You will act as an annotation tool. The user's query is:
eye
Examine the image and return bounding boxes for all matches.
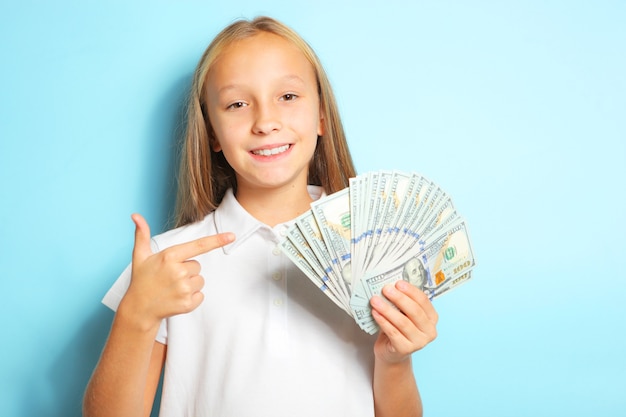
[226,101,247,110]
[280,93,298,102]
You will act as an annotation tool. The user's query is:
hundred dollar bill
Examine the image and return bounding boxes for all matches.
[280,237,349,314]
[373,172,411,246]
[350,222,475,333]
[382,175,430,258]
[387,192,457,266]
[349,174,369,281]
[362,171,393,272]
[371,173,422,262]
[310,188,353,295]
[284,222,350,307]
[295,210,351,303]
[355,172,378,274]
[430,270,473,299]
[367,171,412,270]
[349,276,380,334]
[358,219,475,303]
[279,169,476,334]
[385,179,439,261]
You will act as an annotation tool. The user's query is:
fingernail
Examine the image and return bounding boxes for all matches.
[370,295,383,308]
[396,280,409,291]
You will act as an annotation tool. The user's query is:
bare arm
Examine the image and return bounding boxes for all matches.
[370,280,438,417]
[83,310,165,417]
[83,214,234,417]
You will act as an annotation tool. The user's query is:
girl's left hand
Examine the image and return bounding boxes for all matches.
[370,280,439,364]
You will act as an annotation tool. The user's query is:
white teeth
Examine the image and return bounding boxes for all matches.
[252,144,290,156]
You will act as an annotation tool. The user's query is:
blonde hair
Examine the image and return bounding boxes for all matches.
[175,16,356,227]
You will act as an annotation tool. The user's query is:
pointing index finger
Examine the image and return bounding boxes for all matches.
[167,232,236,261]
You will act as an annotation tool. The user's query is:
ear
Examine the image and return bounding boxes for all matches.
[317,111,325,137]
[209,127,222,152]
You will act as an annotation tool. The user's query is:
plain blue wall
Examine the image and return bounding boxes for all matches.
[1,1,624,416]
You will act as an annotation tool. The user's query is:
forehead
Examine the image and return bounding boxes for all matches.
[207,32,317,89]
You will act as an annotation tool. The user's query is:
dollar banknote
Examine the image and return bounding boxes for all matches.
[280,170,476,334]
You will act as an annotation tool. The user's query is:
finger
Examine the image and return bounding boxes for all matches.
[394,280,439,324]
[131,213,153,263]
[182,274,205,312]
[370,299,414,354]
[371,294,416,340]
[371,294,436,353]
[174,281,206,314]
[189,290,205,311]
[165,232,236,262]
[381,283,436,333]
[187,274,205,294]
[183,259,201,277]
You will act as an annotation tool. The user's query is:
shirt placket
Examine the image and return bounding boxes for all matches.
[266,224,290,355]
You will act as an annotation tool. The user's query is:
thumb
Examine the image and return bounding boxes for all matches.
[131,213,153,263]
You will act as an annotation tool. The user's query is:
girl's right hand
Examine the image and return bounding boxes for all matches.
[119,213,235,331]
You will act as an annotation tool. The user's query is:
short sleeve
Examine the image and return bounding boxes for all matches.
[101,241,168,344]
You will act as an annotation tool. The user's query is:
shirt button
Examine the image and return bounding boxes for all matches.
[273,298,283,306]
[272,246,281,256]
[279,227,288,237]
[272,272,282,281]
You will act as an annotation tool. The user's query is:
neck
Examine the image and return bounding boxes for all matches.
[235,184,314,227]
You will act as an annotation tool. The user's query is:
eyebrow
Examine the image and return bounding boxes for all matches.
[216,74,307,95]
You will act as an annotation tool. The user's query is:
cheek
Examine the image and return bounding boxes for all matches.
[210,119,242,152]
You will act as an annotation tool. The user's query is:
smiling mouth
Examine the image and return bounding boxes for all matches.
[251,144,290,156]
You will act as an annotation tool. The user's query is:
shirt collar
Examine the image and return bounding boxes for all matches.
[214,186,325,254]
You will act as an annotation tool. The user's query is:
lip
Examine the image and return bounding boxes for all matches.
[249,143,292,159]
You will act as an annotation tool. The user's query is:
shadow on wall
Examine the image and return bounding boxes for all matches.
[141,74,195,233]
[22,307,113,417]
[19,75,195,416]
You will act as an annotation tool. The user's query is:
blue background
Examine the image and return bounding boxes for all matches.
[1,1,624,416]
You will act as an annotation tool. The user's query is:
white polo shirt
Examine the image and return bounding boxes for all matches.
[103,187,377,417]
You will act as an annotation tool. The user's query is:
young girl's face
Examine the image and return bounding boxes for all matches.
[206,32,323,195]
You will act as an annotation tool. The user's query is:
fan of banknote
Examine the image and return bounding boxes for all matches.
[280,170,476,334]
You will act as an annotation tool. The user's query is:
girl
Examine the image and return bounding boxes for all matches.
[84,16,438,417]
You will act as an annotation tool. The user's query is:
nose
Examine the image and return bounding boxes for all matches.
[252,102,282,135]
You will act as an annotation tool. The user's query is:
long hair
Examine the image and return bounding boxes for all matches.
[175,16,356,227]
